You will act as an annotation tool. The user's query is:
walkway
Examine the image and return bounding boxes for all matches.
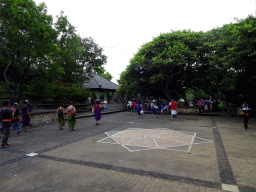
[0,112,255,192]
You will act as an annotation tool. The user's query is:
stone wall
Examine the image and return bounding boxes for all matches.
[177,107,199,115]
[30,112,58,126]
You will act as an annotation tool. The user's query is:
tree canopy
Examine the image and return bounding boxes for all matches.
[118,15,256,107]
[0,0,108,103]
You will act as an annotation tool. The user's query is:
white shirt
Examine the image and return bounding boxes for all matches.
[241,104,250,110]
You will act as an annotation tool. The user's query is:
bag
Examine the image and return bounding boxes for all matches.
[92,107,95,113]
[58,109,63,117]
[140,110,144,114]
[71,110,76,117]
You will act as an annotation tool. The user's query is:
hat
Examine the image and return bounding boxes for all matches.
[14,103,18,106]
[152,100,156,103]
[24,100,28,103]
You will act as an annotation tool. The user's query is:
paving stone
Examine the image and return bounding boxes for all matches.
[1,113,256,191]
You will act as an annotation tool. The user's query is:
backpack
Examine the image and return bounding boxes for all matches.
[58,109,63,117]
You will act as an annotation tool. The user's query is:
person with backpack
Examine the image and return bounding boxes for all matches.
[65,101,76,132]
[57,104,65,130]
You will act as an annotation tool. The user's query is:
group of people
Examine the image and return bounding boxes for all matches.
[126,99,178,120]
[56,100,103,132]
[1,98,252,149]
[0,100,31,149]
[194,99,219,113]
[126,100,144,118]
[56,102,77,132]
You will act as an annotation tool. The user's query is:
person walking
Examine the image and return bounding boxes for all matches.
[171,99,178,121]
[66,102,76,132]
[240,102,251,129]
[10,103,22,136]
[167,101,172,112]
[137,102,144,118]
[132,101,137,114]
[94,100,102,125]
[151,100,157,118]
[161,105,164,115]
[1,101,12,149]
[127,100,132,114]
[57,104,65,130]
[21,100,30,132]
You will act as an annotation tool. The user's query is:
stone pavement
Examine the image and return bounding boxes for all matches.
[0,112,256,192]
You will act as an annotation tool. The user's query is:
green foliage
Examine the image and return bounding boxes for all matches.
[0,82,6,92]
[118,30,201,100]
[93,66,113,81]
[27,78,49,101]
[69,85,91,103]
[0,0,58,102]
[118,16,256,107]
[0,1,107,103]
[27,78,91,103]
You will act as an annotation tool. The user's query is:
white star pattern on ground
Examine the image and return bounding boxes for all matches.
[98,128,213,152]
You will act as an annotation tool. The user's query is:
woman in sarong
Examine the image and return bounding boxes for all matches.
[57,103,65,130]
[137,102,144,118]
[94,100,102,125]
[66,102,76,132]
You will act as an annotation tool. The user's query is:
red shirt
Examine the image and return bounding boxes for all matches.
[171,102,177,110]
[133,102,137,108]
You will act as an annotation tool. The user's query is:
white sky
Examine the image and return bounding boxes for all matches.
[33,0,255,84]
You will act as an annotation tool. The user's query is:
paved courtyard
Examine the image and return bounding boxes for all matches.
[0,112,256,192]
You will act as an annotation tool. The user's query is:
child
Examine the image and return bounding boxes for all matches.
[103,100,107,111]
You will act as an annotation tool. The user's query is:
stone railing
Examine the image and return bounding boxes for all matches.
[177,106,199,115]
[30,111,58,126]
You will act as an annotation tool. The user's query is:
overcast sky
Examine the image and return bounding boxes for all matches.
[33,0,255,84]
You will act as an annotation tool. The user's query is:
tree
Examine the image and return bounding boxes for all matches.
[118,30,202,100]
[54,13,108,85]
[93,66,113,81]
[0,0,58,103]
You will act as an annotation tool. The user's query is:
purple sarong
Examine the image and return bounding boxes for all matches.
[23,116,30,127]
[95,109,101,120]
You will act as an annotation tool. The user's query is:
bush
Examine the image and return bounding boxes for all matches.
[27,79,91,103]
